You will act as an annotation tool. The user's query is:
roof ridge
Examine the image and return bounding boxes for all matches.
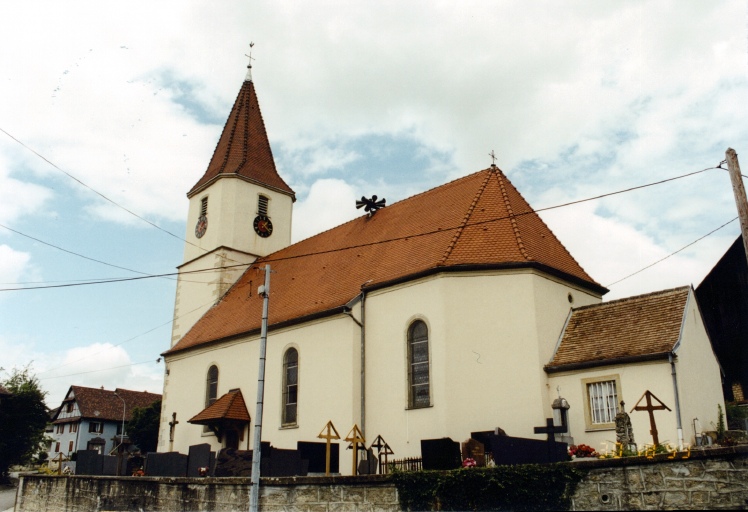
[217,84,243,174]
[439,169,493,265]
[496,169,531,261]
[573,285,690,311]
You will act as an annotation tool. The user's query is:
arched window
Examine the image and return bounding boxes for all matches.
[206,365,218,407]
[282,348,298,425]
[408,320,430,408]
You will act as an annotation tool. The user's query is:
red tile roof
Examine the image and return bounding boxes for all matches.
[188,79,295,199]
[53,386,161,423]
[167,166,605,356]
[546,286,691,372]
[188,389,250,424]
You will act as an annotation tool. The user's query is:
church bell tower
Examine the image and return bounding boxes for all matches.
[170,65,295,346]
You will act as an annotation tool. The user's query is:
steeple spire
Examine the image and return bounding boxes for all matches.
[188,66,295,200]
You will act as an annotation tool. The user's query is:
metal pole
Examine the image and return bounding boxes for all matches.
[114,391,126,475]
[250,265,271,512]
[726,148,748,264]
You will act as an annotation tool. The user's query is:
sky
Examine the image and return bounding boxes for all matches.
[1,1,747,408]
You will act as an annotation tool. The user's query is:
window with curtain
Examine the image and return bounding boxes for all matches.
[408,320,430,409]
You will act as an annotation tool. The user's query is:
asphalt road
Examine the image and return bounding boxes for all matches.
[0,485,17,512]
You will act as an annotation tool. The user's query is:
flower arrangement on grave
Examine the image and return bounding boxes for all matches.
[461,457,477,468]
[568,444,598,458]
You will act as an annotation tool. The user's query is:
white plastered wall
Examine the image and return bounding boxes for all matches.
[364,269,601,460]
[672,289,725,444]
[547,361,676,454]
[159,314,360,472]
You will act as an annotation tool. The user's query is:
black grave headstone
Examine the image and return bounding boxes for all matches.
[187,444,214,477]
[145,452,188,477]
[298,441,340,474]
[75,450,102,476]
[486,434,568,465]
[264,448,307,477]
[421,438,461,470]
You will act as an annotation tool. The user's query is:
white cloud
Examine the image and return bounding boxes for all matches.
[0,338,163,408]
[292,179,361,242]
[0,245,32,285]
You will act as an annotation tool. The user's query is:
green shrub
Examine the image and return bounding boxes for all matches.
[390,464,585,511]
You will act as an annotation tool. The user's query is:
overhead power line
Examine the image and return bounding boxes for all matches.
[0,164,722,291]
[0,126,246,265]
[605,217,738,287]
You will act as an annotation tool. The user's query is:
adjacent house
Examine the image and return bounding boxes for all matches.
[48,386,161,461]
[157,68,725,473]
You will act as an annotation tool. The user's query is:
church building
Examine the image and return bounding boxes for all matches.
[158,67,725,471]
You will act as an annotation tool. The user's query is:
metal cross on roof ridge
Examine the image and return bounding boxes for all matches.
[245,42,255,82]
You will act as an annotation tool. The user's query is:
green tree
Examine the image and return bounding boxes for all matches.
[127,399,161,454]
[0,366,49,483]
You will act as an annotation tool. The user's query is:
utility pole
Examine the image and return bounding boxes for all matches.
[250,265,271,512]
[726,148,748,264]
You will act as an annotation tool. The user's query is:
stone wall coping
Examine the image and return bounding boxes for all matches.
[566,444,748,469]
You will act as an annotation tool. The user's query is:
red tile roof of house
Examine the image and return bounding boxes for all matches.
[188,79,295,200]
[53,386,161,423]
[545,286,691,372]
[167,166,606,356]
[188,389,250,424]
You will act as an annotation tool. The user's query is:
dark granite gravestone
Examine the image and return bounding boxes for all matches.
[298,441,339,474]
[485,434,568,465]
[421,438,462,470]
[145,452,188,477]
[264,448,308,477]
[461,438,486,466]
[188,444,215,477]
[357,448,378,475]
[75,450,102,475]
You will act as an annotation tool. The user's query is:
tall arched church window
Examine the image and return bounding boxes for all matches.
[408,320,430,408]
[258,195,269,216]
[282,348,298,425]
[206,365,218,407]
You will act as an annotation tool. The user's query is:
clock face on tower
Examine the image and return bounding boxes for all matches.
[195,215,208,239]
[253,215,273,238]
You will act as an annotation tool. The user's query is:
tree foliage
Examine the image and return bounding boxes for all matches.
[127,399,161,454]
[0,366,49,482]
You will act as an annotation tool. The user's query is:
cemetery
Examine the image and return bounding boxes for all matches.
[14,409,748,511]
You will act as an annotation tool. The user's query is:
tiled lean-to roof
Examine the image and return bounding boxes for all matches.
[167,166,606,355]
[546,286,691,372]
[188,389,250,425]
[188,79,295,199]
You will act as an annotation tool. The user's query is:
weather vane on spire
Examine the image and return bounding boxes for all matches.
[245,42,255,82]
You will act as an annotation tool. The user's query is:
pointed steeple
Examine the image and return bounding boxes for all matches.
[188,78,295,200]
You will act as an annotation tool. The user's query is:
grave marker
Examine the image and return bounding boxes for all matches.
[631,390,671,446]
[317,421,341,476]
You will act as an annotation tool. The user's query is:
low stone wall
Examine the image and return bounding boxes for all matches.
[15,474,399,512]
[14,446,748,511]
[569,446,748,510]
